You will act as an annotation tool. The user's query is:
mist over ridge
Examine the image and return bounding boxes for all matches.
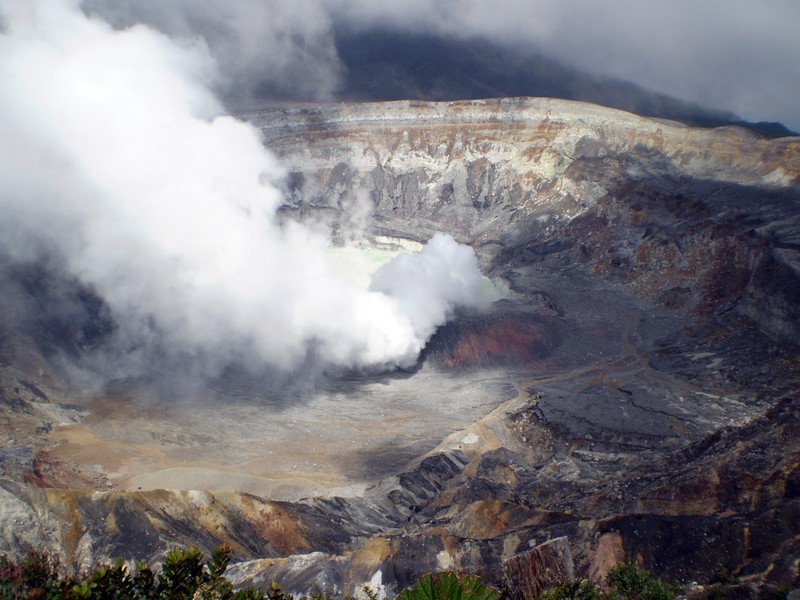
[82,0,800,133]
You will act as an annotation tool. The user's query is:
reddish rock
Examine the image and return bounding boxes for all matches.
[504,537,575,599]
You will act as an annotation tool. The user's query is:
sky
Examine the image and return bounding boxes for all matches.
[83,0,800,130]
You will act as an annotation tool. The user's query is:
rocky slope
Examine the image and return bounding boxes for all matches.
[1,98,799,595]
[256,98,800,344]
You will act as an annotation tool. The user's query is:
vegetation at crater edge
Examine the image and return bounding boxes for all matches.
[0,546,688,600]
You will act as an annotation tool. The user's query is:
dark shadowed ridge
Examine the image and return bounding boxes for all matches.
[309,27,796,139]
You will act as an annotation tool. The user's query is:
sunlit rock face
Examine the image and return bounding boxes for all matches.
[251,98,800,343]
[1,98,800,594]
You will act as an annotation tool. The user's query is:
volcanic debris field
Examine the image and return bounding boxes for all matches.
[1,98,800,595]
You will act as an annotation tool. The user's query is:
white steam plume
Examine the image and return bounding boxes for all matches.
[371,234,492,343]
[0,0,492,377]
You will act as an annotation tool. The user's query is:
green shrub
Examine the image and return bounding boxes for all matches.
[537,578,605,600]
[535,562,681,600]
[606,562,680,600]
[396,571,499,600]
[81,559,134,599]
[0,545,258,600]
[0,550,74,598]
[0,549,681,600]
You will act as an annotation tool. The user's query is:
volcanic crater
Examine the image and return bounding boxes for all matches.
[1,98,799,595]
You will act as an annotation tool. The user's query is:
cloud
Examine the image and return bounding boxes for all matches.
[326,0,800,129]
[82,0,344,100]
[0,0,492,380]
[74,0,800,129]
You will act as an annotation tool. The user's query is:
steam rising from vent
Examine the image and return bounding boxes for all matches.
[371,234,493,343]
[0,0,492,378]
